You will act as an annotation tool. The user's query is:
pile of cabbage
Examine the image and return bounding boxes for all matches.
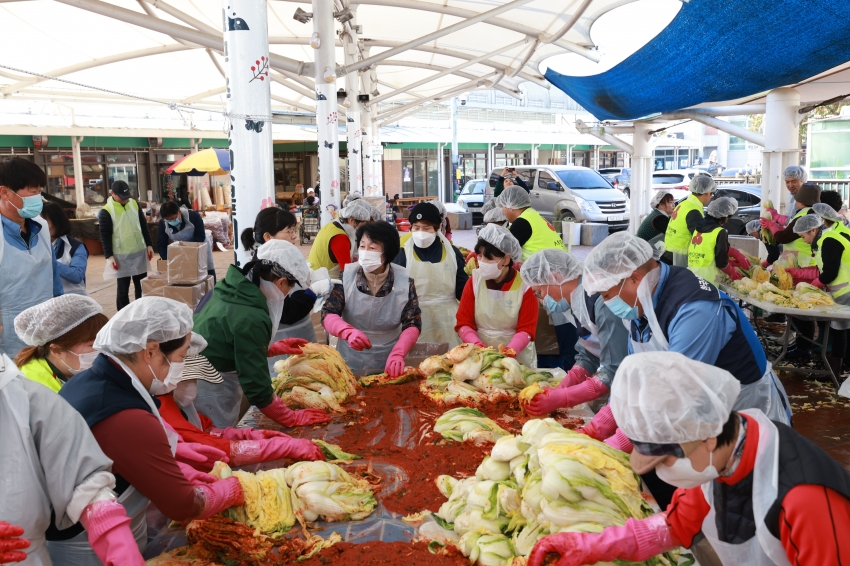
[420,344,561,404]
[431,419,679,566]
[272,343,357,413]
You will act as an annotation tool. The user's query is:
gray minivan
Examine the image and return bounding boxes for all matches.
[488,165,630,232]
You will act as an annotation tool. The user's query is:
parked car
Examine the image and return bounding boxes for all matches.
[720,167,757,178]
[707,184,762,235]
[651,169,707,202]
[487,165,629,232]
[456,178,486,224]
[598,167,631,198]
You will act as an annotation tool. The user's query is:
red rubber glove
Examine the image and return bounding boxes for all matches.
[528,514,679,566]
[177,462,217,486]
[386,326,420,377]
[197,477,245,520]
[727,247,751,270]
[759,218,782,236]
[527,377,609,416]
[79,499,145,566]
[721,263,743,281]
[577,403,618,441]
[323,314,372,350]
[458,326,486,348]
[560,365,592,389]
[0,522,28,564]
[787,266,821,285]
[230,436,325,466]
[268,337,308,357]
[811,278,825,289]
[175,441,228,470]
[208,427,288,441]
[604,429,634,453]
[259,396,331,428]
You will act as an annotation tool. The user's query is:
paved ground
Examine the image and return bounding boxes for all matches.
[82,230,850,471]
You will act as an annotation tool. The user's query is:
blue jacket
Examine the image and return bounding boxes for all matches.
[2,215,63,296]
[53,236,88,286]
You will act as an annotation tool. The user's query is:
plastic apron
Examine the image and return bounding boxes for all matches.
[700,409,792,566]
[629,267,791,425]
[472,271,537,368]
[0,217,54,358]
[570,286,602,359]
[195,371,243,428]
[267,283,317,377]
[404,234,460,348]
[337,263,407,376]
[54,236,87,295]
[102,199,149,280]
[166,208,214,270]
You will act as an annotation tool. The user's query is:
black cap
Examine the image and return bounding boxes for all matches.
[111,180,132,199]
[409,202,442,226]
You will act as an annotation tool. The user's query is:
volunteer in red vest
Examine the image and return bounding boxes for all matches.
[664,173,716,267]
[529,352,850,566]
[307,199,372,278]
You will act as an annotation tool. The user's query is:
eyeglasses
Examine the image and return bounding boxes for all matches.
[630,439,685,458]
[282,227,298,236]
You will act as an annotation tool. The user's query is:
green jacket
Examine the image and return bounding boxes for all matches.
[193,264,274,407]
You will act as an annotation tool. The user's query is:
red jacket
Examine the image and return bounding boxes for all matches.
[157,395,231,458]
[454,267,538,339]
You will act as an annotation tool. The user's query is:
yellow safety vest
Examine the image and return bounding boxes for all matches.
[103,197,145,255]
[785,208,815,267]
[816,223,850,298]
[688,226,723,282]
[665,193,704,252]
[19,358,63,392]
[308,221,348,271]
[517,208,565,261]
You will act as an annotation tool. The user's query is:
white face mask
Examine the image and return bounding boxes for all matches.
[411,230,437,248]
[477,258,504,281]
[358,249,384,273]
[173,380,198,406]
[656,449,719,489]
[58,350,99,376]
[148,355,185,395]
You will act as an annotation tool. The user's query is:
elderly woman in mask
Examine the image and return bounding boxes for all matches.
[54,297,245,564]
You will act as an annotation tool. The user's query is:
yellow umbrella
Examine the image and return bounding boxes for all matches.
[166,148,230,176]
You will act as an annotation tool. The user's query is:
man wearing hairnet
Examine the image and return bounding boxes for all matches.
[636,190,675,243]
[499,185,566,262]
[308,198,372,279]
[528,352,850,566]
[520,249,629,449]
[764,165,807,223]
[687,196,751,283]
[664,173,716,266]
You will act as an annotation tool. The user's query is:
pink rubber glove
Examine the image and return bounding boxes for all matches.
[577,403,618,441]
[528,514,679,566]
[230,436,325,466]
[458,326,485,347]
[175,441,228,470]
[527,377,609,416]
[197,477,245,520]
[559,365,592,389]
[323,314,372,350]
[268,337,308,357]
[787,266,820,285]
[727,247,751,270]
[604,428,634,453]
[811,278,825,289]
[79,499,145,566]
[0,522,29,564]
[759,218,782,236]
[765,208,788,226]
[177,461,217,486]
[386,326,420,377]
[259,396,331,428]
[721,263,743,281]
[208,427,287,441]
[506,331,531,356]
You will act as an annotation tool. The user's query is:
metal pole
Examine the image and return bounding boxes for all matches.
[222,0,274,267]
[343,9,362,196]
[451,97,459,201]
[313,0,341,225]
[360,47,373,196]
[72,136,86,215]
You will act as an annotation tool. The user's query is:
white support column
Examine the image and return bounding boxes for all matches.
[630,122,653,234]
[360,47,374,196]
[222,0,274,267]
[313,0,340,224]
[373,124,383,195]
[762,87,801,216]
[72,136,86,215]
[343,11,362,196]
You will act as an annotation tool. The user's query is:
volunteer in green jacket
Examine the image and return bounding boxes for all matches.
[687,197,750,283]
[500,185,566,262]
[13,295,108,392]
[762,182,821,267]
[636,190,675,243]
[664,173,716,267]
[193,239,332,429]
[307,199,372,278]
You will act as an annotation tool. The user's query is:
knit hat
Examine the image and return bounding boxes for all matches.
[409,202,442,226]
[796,183,821,207]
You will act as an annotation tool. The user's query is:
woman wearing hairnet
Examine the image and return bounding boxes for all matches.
[687,196,751,283]
[454,224,538,367]
[761,182,821,267]
[308,199,372,279]
[745,219,772,263]
[520,249,629,434]
[464,205,506,274]
[13,295,108,392]
[54,297,247,564]
[636,190,675,243]
[192,240,330,432]
[529,353,850,566]
[664,173,716,266]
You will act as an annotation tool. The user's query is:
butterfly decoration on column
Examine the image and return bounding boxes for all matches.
[245,119,264,133]
[316,91,328,101]
[324,140,334,149]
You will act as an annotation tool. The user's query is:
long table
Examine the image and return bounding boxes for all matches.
[721,284,850,389]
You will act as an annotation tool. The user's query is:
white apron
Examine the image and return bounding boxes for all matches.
[700,409,792,566]
[0,217,55,358]
[628,268,791,425]
[570,284,602,359]
[471,270,536,368]
[54,236,87,295]
[337,263,407,376]
[404,234,460,348]
[266,284,318,377]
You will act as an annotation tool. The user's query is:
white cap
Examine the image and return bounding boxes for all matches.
[707,196,737,218]
[745,219,761,234]
[480,197,501,216]
[483,207,506,224]
[521,249,583,286]
[500,185,532,210]
[582,232,653,294]
[611,352,741,445]
[307,188,315,194]
[187,333,208,356]
[792,213,823,234]
[14,295,103,347]
[370,205,384,222]
[342,191,363,207]
[256,240,310,288]
[478,223,522,261]
[94,297,193,356]
[340,199,373,222]
[431,200,447,220]
[784,165,807,182]
[690,173,716,195]
[650,190,672,209]
[813,203,843,224]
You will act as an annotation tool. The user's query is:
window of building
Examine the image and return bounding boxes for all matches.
[729,120,748,151]
[401,149,440,197]
[494,151,528,168]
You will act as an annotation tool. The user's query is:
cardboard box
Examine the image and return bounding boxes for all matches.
[167,242,209,284]
[141,275,168,297]
[200,274,215,294]
[729,235,761,258]
[156,259,168,273]
[448,211,472,230]
[163,282,205,309]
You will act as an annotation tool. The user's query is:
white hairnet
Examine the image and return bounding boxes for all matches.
[745,219,761,234]
[483,207,506,224]
[500,185,532,209]
[793,213,823,234]
[690,173,716,195]
[256,239,310,288]
[784,165,807,182]
[14,295,103,347]
[187,332,208,356]
[431,200,447,220]
[813,203,844,224]
[611,352,741,444]
[480,197,501,215]
[342,191,363,207]
[521,249,583,286]
[340,199,373,222]
[650,191,672,209]
[478,223,522,261]
[94,297,193,355]
[707,197,737,218]
[583,232,653,294]
[370,205,384,221]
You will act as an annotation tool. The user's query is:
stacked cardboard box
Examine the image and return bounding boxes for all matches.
[141,242,213,309]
